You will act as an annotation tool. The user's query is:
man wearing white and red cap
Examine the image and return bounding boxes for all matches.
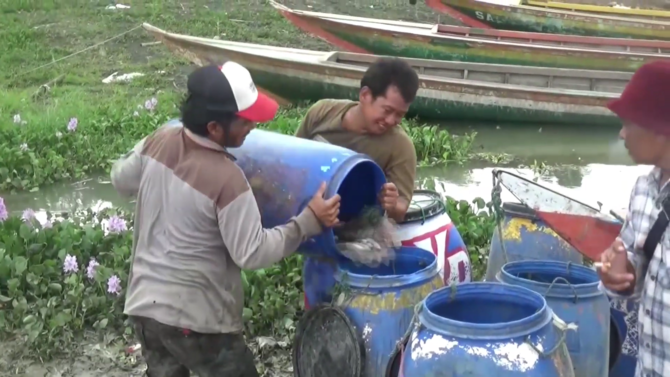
[599,60,670,377]
[110,62,340,377]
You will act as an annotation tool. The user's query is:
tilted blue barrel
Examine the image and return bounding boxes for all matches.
[497,260,610,377]
[228,127,386,312]
[401,282,575,377]
[228,128,387,256]
[485,202,583,281]
[334,247,443,377]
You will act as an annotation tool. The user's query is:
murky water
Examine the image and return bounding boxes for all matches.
[418,123,649,215]
[1,123,649,219]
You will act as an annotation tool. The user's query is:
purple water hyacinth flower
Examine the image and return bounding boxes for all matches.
[67,117,78,132]
[42,220,53,229]
[0,197,7,222]
[19,143,28,152]
[107,215,127,233]
[107,275,121,295]
[22,208,36,222]
[63,254,78,274]
[144,97,158,111]
[86,259,99,280]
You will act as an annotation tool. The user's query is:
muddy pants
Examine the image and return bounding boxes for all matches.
[131,316,259,377]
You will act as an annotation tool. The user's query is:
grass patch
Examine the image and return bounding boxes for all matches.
[0,0,476,192]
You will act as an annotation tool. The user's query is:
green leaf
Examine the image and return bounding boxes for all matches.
[48,311,73,328]
[242,308,253,321]
[13,256,28,276]
[48,283,62,293]
[19,225,32,240]
[0,295,11,303]
[7,278,20,292]
[96,318,108,329]
[27,243,43,255]
[23,315,36,324]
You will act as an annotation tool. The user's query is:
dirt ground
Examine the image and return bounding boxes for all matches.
[0,334,294,376]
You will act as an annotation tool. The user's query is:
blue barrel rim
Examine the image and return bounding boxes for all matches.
[317,156,386,257]
[401,189,445,224]
[498,260,603,299]
[419,282,553,339]
[334,246,438,289]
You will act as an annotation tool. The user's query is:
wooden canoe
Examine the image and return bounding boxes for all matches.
[426,0,670,40]
[142,23,628,126]
[523,0,670,19]
[272,1,670,72]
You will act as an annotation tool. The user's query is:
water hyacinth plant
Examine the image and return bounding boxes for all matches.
[0,197,310,360]
[1,96,477,192]
[67,117,78,132]
[0,201,134,358]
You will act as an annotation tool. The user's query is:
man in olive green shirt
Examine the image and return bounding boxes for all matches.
[295,57,420,308]
[295,57,418,222]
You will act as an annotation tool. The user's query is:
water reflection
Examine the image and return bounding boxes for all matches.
[1,177,130,223]
[417,163,651,214]
[449,122,629,166]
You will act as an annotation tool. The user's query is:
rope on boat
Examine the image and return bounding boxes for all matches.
[14,24,144,78]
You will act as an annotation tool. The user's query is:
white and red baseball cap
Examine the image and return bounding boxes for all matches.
[186,62,278,122]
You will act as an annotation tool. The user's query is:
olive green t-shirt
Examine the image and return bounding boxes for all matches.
[294,99,417,201]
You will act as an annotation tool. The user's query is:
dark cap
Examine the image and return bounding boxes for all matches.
[186,62,278,122]
[608,60,670,136]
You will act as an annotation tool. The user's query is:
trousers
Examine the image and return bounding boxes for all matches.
[131,316,259,377]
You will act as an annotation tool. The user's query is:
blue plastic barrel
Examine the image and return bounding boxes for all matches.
[497,260,610,377]
[401,282,575,377]
[334,246,443,377]
[230,128,386,314]
[165,120,386,257]
[485,202,583,281]
[228,128,387,257]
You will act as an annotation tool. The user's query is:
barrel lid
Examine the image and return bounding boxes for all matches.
[293,305,363,377]
[403,190,445,223]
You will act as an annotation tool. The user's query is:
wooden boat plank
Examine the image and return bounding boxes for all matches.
[322,15,670,55]
[142,23,620,126]
[503,1,669,24]
[543,0,667,8]
[278,4,670,49]
[433,24,670,52]
[271,2,670,72]
[336,52,628,92]
[524,0,670,18]
[430,0,670,40]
